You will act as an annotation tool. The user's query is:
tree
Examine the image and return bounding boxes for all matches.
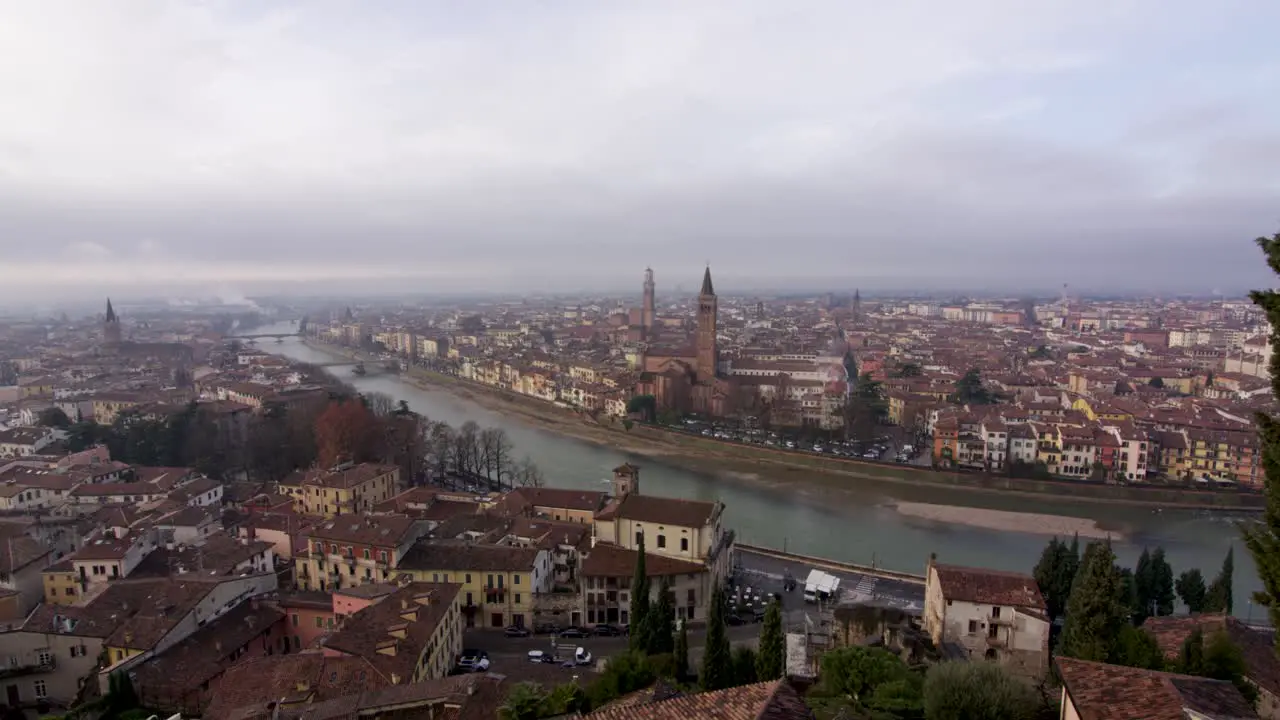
[731,646,759,686]
[1115,625,1166,670]
[819,646,909,699]
[314,398,380,467]
[951,368,994,405]
[1150,548,1176,617]
[1178,628,1259,706]
[455,420,482,474]
[1177,569,1209,613]
[629,536,652,655]
[1033,537,1078,620]
[894,362,923,378]
[700,583,733,691]
[1134,547,1154,620]
[480,427,514,485]
[756,599,784,680]
[1058,541,1128,663]
[512,455,545,488]
[499,682,548,720]
[1178,627,1206,676]
[648,576,675,655]
[922,662,1037,720]
[37,407,70,428]
[362,391,396,417]
[674,620,689,681]
[1149,376,1165,389]
[626,394,657,422]
[585,651,655,708]
[1206,547,1234,614]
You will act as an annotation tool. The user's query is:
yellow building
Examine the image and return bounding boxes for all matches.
[42,559,82,606]
[398,542,551,629]
[278,463,401,518]
[92,393,142,424]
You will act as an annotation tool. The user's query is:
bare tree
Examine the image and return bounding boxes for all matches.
[479,427,514,486]
[428,423,455,481]
[456,420,481,475]
[513,455,545,488]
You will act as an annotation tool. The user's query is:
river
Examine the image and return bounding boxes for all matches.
[254,322,1263,615]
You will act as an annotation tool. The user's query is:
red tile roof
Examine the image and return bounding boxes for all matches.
[931,563,1046,610]
[1056,657,1257,720]
[586,679,811,719]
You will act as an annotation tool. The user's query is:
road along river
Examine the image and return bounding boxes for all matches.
[258,325,1264,616]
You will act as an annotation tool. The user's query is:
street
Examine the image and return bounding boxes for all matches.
[460,549,925,674]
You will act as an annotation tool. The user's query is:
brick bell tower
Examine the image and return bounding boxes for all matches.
[695,266,717,381]
[642,267,655,338]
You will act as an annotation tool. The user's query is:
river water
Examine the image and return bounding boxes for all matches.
[256,323,1262,614]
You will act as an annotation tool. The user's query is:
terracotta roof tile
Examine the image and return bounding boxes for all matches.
[931,563,1045,610]
[1056,657,1257,720]
[580,542,707,579]
[586,679,811,719]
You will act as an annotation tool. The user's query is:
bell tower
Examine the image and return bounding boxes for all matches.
[641,268,656,337]
[612,463,640,497]
[696,266,718,380]
[103,298,122,346]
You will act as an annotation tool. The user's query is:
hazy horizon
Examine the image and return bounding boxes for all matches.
[2,1,1278,303]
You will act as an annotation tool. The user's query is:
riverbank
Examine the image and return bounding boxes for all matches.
[299,339,1264,514]
[894,502,1121,540]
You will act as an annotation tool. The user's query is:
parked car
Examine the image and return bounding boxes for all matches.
[559,627,590,638]
[504,625,531,638]
[458,650,490,672]
[726,614,747,626]
[534,622,561,635]
[593,624,624,636]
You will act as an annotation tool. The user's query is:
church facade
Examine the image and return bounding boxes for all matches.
[634,267,735,418]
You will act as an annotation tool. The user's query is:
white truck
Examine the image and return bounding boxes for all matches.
[802,569,841,603]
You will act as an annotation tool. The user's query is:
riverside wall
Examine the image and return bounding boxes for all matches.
[737,543,926,584]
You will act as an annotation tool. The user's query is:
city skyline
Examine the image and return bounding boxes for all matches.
[2,1,1278,302]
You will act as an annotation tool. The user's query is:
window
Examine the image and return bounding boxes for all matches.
[656,535,666,549]
[991,607,1001,619]
[37,650,52,666]
[363,549,371,559]
[64,587,75,596]
[292,614,299,627]
[680,538,689,552]
[515,593,521,604]
[635,531,643,545]
[968,620,978,633]
[465,573,472,584]
[315,616,323,628]
[34,680,47,699]
[514,574,521,585]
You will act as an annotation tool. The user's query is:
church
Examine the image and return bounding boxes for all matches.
[98,298,196,365]
[633,267,735,417]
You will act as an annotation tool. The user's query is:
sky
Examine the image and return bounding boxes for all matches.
[2,0,1279,303]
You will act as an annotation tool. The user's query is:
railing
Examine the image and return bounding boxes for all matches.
[0,657,56,679]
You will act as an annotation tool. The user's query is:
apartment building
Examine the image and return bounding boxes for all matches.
[279,462,401,518]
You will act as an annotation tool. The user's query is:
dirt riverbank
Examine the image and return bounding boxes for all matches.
[894,502,1121,540]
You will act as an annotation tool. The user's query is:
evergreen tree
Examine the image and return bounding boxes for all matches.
[1243,232,1280,640]
[648,576,675,655]
[700,584,733,691]
[1033,537,1078,620]
[1178,628,1206,676]
[731,646,759,686]
[1206,547,1235,614]
[1151,548,1176,617]
[1059,541,1129,662]
[1116,625,1166,670]
[1134,547,1154,621]
[1176,569,1208,613]
[756,599,785,680]
[629,536,652,654]
[674,620,689,681]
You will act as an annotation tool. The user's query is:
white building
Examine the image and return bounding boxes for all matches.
[924,556,1051,680]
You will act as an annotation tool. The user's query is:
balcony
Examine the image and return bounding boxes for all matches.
[0,657,56,679]
[984,633,1007,648]
[988,615,1015,627]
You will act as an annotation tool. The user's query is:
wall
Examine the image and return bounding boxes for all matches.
[283,604,335,651]
[0,629,104,710]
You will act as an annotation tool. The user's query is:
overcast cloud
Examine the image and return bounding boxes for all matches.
[1,0,1279,301]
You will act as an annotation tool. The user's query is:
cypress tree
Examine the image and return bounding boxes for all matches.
[1151,547,1176,617]
[756,598,785,680]
[1206,546,1235,614]
[648,576,675,655]
[1243,231,1280,640]
[701,584,733,690]
[1059,541,1128,662]
[674,620,690,681]
[629,536,652,654]
[1134,547,1154,621]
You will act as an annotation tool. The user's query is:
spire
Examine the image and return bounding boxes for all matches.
[700,266,714,296]
[105,298,117,323]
